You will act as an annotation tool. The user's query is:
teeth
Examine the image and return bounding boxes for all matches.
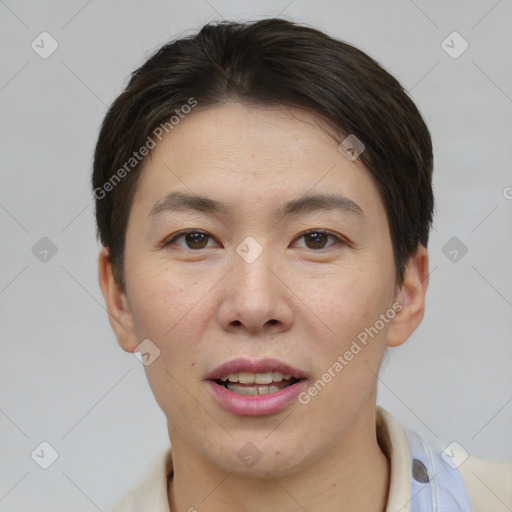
[239,372,256,384]
[272,372,284,382]
[255,372,273,384]
[226,383,290,395]
[228,384,259,395]
[219,371,293,384]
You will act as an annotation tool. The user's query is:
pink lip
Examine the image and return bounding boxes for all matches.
[204,357,308,381]
[204,358,309,416]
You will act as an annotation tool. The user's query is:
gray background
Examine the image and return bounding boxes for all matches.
[1,0,511,510]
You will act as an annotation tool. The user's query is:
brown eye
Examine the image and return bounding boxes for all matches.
[165,230,216,249]
[294,230,342,250]
[304,232,329,249]
[184,232,209,249]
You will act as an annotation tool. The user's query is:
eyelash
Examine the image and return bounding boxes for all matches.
[162,229,347,251]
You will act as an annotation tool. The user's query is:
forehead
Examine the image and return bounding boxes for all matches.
[151,103,337,165]
[131,102,384,222]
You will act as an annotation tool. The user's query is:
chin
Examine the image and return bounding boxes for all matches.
[205,434,315,479]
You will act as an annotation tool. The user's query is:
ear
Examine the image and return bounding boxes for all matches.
[97,247,139,353]
[386,244,429,348]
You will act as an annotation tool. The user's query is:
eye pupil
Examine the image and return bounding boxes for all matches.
[305,232,328,249]
[186,232,208,248]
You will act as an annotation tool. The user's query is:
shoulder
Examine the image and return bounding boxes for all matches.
[376,406,512,512]
[459,455,512,512]
[112,447,173,512]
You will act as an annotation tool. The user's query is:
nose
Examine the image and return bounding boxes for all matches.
[216,244,294,335]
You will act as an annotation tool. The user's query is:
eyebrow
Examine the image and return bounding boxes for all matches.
[148,191,365,221]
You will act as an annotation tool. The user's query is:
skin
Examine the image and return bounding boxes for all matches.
[98,102,429,512]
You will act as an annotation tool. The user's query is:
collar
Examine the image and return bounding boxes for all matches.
[113,406,417,512]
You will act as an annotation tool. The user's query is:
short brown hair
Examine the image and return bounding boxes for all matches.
[93,18,433,290]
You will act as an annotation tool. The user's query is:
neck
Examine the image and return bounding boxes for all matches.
[168,403,389,512]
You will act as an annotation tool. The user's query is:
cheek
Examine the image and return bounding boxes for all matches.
[295,256,394,339]
[127,260,211,341]
[293,260,395,409]
[293,273,392,426]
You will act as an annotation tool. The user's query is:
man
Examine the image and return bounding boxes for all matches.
[93,18,512,512]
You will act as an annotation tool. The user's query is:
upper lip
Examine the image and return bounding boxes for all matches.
[205,358,308,381]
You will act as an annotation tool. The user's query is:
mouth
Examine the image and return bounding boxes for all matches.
[215,371,301,396]
[204,358,308,415]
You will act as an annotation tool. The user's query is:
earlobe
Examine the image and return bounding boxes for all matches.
[386,245,429,348]
[97,247,139,353]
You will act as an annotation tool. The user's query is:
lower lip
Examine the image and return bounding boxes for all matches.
[206,379,308,416]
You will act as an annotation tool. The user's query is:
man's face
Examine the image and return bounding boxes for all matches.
[121,102,399,476]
